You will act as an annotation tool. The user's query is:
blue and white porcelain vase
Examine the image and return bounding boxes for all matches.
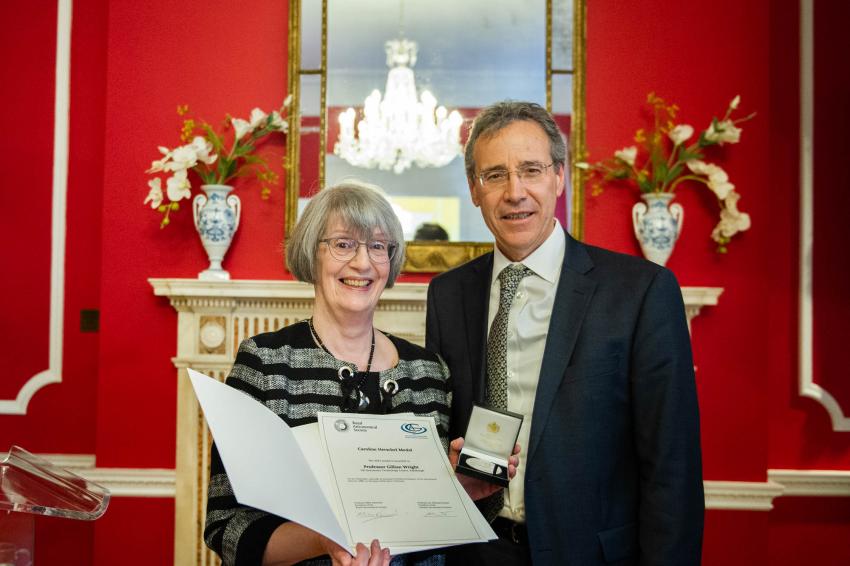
[631,192,684,266]
[192,184,241,280]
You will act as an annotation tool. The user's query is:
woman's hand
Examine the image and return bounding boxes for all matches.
[448,437,521,501]
[321,537,390,566]
[262,524,390,566]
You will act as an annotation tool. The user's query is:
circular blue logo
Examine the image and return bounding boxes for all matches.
[401,423,427,434]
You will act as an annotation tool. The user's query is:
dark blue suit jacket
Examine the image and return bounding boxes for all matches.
[425,233,704,565]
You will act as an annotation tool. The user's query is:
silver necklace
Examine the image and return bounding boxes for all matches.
[307,317,375,411]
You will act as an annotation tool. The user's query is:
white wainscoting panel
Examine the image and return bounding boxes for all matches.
[768,469,850,497]
[0,0,72,415]
[704,480,785,511]
[797,0,850,432]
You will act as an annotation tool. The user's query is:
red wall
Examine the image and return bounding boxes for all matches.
[0,1,108,562]
[586,0,850,564]
[587,0,774,480]
[0,1,54,406]
[0,0,105,454]
[2,1,848,565]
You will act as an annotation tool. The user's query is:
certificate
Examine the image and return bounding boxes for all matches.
[317,413,489,550]
[187,369,494,555]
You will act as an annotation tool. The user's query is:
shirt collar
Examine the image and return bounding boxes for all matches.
[492,221,566,285]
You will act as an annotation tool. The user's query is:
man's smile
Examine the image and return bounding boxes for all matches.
[501,211,535,220]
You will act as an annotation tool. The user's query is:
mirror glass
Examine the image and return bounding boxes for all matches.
[290,0,582,270]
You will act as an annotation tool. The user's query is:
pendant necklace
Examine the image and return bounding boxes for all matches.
[308,317,375,411]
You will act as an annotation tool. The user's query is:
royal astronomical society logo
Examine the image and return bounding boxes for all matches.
[400,422,427,434]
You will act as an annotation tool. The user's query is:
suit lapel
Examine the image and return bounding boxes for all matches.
[462,254,493,405]
[527,234,597,463]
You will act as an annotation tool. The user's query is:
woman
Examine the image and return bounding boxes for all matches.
[204,182,452,566]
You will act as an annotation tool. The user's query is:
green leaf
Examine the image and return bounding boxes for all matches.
[655,161,668,183]
[668,163,684,180]
[233,142,255,157]
[202,123,225,153]
[678,148,702,162]
[242,154,269,168]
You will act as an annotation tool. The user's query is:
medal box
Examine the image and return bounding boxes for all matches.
[456,404,523,487]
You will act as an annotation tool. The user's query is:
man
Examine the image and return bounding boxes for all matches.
[426,101,704,565]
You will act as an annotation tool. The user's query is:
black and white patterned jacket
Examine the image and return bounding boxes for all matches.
[204,320,451,566]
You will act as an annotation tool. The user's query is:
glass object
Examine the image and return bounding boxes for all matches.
[319,238,397,263]
[477,162,556,190]
[0,446,110,562]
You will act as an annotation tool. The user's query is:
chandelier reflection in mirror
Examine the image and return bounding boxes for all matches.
[334,37,464,175]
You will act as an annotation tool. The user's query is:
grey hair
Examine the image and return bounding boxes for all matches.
[285,181,406,287]
[464,100,567,181]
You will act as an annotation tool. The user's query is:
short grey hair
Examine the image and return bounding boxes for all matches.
[464,100,567,181]
[285,181,406,287]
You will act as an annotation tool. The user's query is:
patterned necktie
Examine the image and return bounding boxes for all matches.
[482,263,531,521]
[486,264,532,409]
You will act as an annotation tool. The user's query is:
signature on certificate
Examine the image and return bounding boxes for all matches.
[355,509,399,523]
[423,510,457,518]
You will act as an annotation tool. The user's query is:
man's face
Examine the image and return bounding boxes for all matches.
[469,120,565,262]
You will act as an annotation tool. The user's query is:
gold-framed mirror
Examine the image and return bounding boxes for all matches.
[286,0,585,272]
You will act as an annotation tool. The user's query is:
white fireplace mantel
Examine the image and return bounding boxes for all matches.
[150,278,722,566]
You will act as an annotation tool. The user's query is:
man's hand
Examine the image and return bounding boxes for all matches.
[449,437,520,501]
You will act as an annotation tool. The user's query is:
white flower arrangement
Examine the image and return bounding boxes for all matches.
[577,93,755,252]
[144,97,291,228]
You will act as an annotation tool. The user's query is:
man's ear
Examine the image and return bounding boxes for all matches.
[468,177,481,207]
[555,164,566,197]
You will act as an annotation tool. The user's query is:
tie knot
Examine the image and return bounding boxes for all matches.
[499,264,531,285]
[498,264,531,299]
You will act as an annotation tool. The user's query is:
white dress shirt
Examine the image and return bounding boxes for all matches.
[488,222,566,523]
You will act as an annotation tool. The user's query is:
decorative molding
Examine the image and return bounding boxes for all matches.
[768,469,850,497]
[24,462,850,512]
[402,241,493,273]
[36,452,95,470]
[703,471,850,511]
[80,467,176,498]
[20,453,849,508]
[680,287,723,335]
[1,453,175,498]
[704,480,785,511]
[0,0,72,415]
[797,0,850,431]
[150,278,428,302]
[199,316,227,354]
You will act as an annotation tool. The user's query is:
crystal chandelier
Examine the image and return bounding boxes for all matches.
[334,37,463,175]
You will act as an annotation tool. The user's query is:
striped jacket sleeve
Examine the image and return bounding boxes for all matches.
[203,339,287,566]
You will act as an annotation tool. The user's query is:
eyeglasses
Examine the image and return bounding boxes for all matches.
[477,162,556,190]
[320,238,397,264]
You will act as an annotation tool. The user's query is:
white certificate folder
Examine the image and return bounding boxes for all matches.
[187,368,495,555]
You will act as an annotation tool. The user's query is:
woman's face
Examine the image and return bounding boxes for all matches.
[314,215,391,319]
